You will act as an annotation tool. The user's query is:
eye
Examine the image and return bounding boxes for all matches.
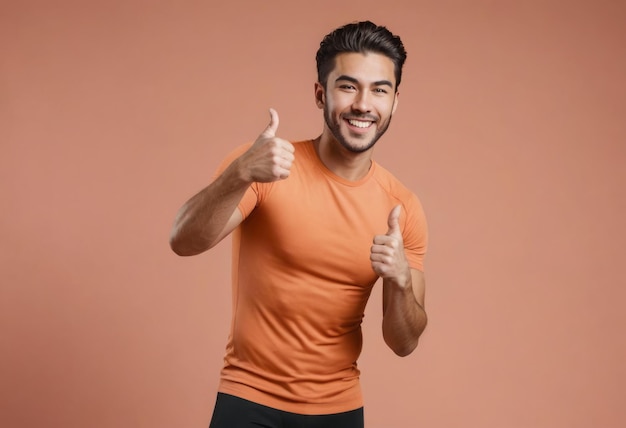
[374,88,388,94]
[339,84,356,91]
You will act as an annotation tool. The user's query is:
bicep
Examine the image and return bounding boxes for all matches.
[382,268,426,314]
[213,207,244,245]
[411,268,426,308]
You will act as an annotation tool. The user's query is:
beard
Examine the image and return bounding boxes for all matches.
[323,105,393,154]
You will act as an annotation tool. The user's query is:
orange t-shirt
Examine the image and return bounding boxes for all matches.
[215,140,428,415]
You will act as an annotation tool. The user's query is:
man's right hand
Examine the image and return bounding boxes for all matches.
[237,108,295,183]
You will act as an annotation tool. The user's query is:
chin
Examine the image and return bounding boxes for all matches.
[338,138,378,154]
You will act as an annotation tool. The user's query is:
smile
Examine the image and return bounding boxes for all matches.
[347,119,374,128]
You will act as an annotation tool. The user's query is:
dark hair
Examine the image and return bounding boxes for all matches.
[316,21,407,89]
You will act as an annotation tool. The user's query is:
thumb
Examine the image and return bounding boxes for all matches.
[386,205,402,236]
[260,108,279,138]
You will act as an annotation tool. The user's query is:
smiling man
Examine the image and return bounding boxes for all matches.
[319,52,397,155]
[170,21,428,428]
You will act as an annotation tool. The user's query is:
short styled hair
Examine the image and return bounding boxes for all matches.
[315,21,407,89]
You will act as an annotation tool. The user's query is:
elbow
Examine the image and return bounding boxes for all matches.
[169,235,192,256]
[169,231,209,257]
[384,317,427,357]
[170,244,192,257]
[389,339,419,357]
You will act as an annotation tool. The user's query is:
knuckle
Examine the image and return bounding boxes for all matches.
[267,142,279,153]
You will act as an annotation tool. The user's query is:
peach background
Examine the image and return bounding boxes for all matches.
[2,0,625,427]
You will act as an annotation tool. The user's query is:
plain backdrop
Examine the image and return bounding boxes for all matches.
[1,0,625,427]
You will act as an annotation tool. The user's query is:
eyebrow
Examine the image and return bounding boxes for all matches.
[335,75,394,88]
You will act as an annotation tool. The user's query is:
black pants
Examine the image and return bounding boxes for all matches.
[209,393,364,428]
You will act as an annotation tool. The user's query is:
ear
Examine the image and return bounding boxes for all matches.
[392,91,399,115]
[314,82,325,109]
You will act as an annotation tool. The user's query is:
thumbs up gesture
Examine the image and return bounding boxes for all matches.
[371,205,411,286]
[238,108,295,183]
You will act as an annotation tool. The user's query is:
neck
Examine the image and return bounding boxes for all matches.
[313,133,373,181]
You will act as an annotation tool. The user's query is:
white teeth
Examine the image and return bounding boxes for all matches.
[348,119,372,128]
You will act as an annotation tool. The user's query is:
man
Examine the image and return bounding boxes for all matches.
[170,20,428,428]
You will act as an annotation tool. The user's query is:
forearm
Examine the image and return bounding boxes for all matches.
[169,159,249,256]
[382,277,428,357]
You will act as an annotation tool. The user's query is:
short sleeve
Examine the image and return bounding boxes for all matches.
[402,193,428,272]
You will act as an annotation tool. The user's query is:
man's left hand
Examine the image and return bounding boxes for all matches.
[370,205,411,287]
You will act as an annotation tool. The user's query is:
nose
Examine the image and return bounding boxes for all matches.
[352,90,371,113]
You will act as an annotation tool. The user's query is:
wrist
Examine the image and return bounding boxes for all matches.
[384,271,412,291]
[229,156,254,186]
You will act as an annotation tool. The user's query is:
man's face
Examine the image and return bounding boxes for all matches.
[316,52,399,153]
